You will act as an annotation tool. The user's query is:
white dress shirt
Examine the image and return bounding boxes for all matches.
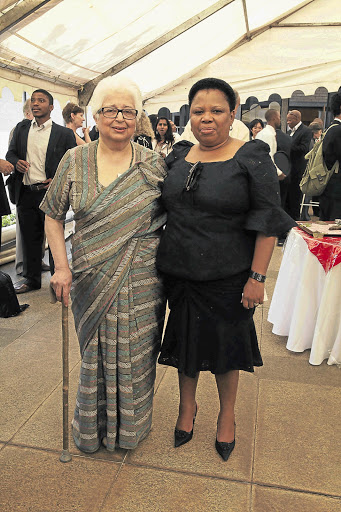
[24,118,52,185]
[288,121,302,136]
[230,119,250,142]
[256,124,283,177]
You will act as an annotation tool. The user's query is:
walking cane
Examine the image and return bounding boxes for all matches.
[50,285,72,463]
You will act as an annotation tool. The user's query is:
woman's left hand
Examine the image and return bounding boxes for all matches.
[241,278,264,309]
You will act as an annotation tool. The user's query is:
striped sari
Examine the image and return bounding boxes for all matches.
[41,141,167,452]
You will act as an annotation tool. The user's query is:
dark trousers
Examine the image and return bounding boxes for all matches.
[17,186,47,288]
[286,172,303,221]
[279,177,290,210]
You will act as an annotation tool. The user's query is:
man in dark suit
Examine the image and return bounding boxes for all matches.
[285,110,311,220]
[319,92,341,220]
[275,129,292,208]
[6,89,76,293]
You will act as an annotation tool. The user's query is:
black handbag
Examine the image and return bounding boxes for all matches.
[0,271,29,317]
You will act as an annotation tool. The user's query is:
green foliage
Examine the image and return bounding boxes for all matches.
[2,213,16,227]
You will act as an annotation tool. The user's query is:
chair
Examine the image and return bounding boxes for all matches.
[300,194,319,218]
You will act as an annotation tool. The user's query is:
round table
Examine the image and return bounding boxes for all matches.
[268,227,341,366]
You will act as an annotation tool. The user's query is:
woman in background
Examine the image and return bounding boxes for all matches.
[249,118,264,140]
[134,111,154,149]
[62,103,91,146]
[152,117,175,158]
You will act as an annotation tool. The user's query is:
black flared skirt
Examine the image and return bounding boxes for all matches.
[158,271,263,378]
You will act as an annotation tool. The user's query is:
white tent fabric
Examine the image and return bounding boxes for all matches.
[0,0,340,109]
[144,0,341,112]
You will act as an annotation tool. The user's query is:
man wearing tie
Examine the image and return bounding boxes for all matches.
[6,89,76,293]
[285,110,311,220]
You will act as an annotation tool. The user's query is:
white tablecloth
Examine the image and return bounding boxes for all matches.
[268,229,341,366]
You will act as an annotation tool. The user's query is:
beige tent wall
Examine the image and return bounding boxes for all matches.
[0,68,78,105]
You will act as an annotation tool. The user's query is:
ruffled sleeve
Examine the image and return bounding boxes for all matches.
[165,140,194,169]
[236,140,296,236]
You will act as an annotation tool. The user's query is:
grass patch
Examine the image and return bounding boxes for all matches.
[2,213,16,227]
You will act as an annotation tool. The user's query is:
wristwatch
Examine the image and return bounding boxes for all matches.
[249,270,266,283]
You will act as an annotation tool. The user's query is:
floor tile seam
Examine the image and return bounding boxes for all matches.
[4,358,81,445]
[2,441,126,465]
[123,459,252,486]
[252,480,341,500]
[254,372,341,389]
[248,485,253,512]
[0,323,41,351]
[98,461,127,512]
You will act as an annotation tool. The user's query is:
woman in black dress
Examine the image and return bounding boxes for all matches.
[156,78,295,461]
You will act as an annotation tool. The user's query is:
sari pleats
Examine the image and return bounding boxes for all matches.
[72,238,165,451]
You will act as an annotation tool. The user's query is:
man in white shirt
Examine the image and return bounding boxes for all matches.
[255,109,284,179]
[6,89,76,293]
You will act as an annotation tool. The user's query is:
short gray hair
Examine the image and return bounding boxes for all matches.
[90,75,142,120]
[23,98,32,115]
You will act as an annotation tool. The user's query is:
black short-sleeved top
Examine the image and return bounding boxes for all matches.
[156,140,295,281]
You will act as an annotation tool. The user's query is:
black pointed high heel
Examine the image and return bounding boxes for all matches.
[174,404,197,448]
[215,423,236,461]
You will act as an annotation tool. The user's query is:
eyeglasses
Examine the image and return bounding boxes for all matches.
[98,107,138,120]
[184,161,202,192]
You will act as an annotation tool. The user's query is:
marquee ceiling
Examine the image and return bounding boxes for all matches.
[0,0,340,108]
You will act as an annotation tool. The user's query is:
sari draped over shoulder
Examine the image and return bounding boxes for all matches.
[41,140,167,452]
[70,147,166,355]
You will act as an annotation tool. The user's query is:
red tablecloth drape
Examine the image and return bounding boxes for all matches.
[295,227,341,272]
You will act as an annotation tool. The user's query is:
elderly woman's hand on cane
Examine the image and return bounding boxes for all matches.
[50,268,72,307]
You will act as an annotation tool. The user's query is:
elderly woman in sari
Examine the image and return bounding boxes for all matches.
[41,76,167,453]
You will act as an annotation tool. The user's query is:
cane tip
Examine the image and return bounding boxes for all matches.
[59,450,72,463]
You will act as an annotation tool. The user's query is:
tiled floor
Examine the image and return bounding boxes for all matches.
[0,247,340,512]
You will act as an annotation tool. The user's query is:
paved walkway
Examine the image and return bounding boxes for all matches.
[0,247,340,512]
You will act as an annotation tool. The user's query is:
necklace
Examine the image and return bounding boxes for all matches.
[129,141,135,168]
